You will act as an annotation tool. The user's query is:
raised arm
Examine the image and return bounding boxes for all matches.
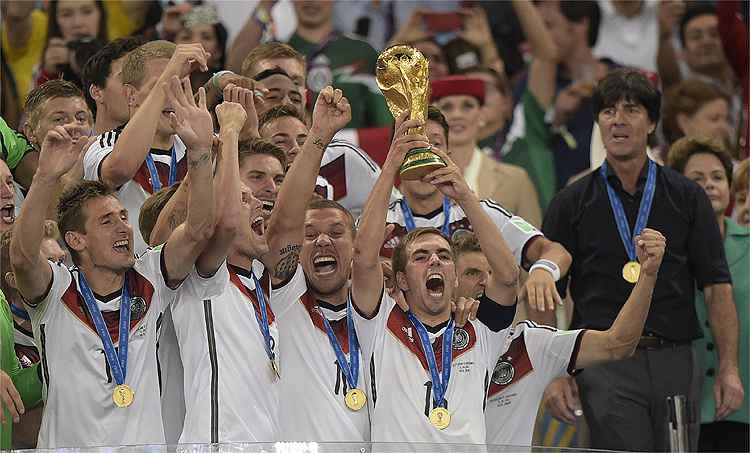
[226,0,274,73]
[352,114,429,317]
[263,86,351,283]
[195,98,247,276]
[99,44,209,188]
[574,229,665,368]
[425,147,519,305]
[10,126,87,302]
[513,0,558,108]
[161,78,215,285]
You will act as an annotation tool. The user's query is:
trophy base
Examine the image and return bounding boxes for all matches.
[399,147,447,180]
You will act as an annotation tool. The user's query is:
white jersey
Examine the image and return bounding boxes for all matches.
[380,198,542,261]
[83,126,188,255]
[320,139,382,218]
[353,290,516,445]
[485,321,585,447]
[158,307,185,445]
[13,319,38,368]
[172,260,280,443]
[271,265,370,442]
[26,248,178,448]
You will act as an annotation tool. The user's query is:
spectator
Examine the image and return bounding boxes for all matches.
[1,1,48,120]
[733,160,750,227]
[533,0,612,190]
[81,36,144,134]
[174,5,229,94]
[717,0,749,159]
[332,0,393,51]
[667,137,749,452]
[287,0,392,129]
[0,160,16,235]
[35,0,108,88]
[541,69,742,451]
[663,78,733,151]
[593,0,660,72]
[431,75,542,226]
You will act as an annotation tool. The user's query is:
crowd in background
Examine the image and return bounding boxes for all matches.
[0,0,748,451]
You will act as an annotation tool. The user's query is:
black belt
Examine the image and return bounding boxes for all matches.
[637,335,691,350]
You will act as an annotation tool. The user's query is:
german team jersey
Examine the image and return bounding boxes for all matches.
[172,260,280,443]
[380,198,542,261]
[13,319,39,367]
[26,248,178,448]
[321,139,384,218]
[485,321,584,447]
[353,290,516,445]
[271,264,370,442]
[83,126,188,255]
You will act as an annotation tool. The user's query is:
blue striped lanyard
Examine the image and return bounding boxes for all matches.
[77,270,131,386]
[250,273,275,363]
[600,159,657,261]
[145,146,178,192]
[407,313,453,408]
[319,296,360,390]
[400,197,452,237]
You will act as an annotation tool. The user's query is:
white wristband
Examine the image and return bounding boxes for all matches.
[529,259,561,281]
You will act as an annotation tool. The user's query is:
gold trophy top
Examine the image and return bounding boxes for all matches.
[376,45,430,136]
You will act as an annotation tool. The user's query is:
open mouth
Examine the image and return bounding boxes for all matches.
[261,200,275,216]
[1,204,15,225]
[113,239,130,254]
[250,215,265,236]
[611,133,629,143]
[425,273,445,298]
[312,254,337,276]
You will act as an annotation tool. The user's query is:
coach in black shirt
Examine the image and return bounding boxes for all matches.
[541,69,743,451]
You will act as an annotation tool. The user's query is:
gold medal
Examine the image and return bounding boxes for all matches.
[429,407,451,429]
[622,261,641,283]
[345,388,367,411]
[112,384,134,408]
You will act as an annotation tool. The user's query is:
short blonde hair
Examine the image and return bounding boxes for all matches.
[732,159,749,198]
[122,40,176,87]
[241,42,305,78]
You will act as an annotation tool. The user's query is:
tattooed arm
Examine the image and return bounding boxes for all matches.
[263,86,351,284]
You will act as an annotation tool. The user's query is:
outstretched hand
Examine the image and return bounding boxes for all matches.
[165,76,214,153]
[37,125,89,180]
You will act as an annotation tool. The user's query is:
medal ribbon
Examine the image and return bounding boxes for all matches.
[407,312,454,408]
[145,146,178,192]
[10,303,30,321]
[600,159,657,262]
[319,295,360,390]
[250,273,275,363]
[400,197,452,237]
[77,270,131,386]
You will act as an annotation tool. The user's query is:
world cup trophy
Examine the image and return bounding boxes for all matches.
[376,45,447,180]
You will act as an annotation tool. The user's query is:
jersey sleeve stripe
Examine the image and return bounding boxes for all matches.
[567,330,586,375]
[203,299,220,443]
[481,199,513,218]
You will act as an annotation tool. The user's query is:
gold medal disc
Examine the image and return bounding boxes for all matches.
[622,261,641,283]
[113,384,135,408]
[345,388,367,411]
[429,407,451,430]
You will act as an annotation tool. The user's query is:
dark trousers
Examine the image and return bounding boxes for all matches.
[699,421,749,452]
[576,344,701,452]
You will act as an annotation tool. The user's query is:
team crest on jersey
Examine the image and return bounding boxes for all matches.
[492,360,515,385]
[452,327,470,350]
[130,297,147,320]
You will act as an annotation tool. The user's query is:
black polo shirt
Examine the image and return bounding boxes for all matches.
[543,160,731,341]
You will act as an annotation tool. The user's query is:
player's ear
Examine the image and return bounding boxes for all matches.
[396,271,409,292]
[5,271,16,289]
[64,231,86,254]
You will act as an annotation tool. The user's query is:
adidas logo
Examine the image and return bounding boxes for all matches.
[384,236,401,249]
